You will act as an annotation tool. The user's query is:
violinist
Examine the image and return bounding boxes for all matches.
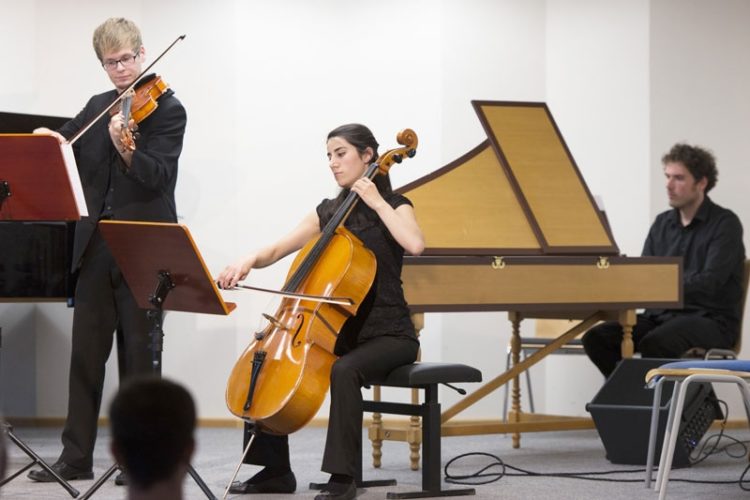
[217,123,424,500]
[28,17,186,485]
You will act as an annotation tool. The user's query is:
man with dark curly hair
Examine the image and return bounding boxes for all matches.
[583,143,745,377]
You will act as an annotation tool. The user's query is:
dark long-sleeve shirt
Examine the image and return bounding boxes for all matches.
[57,87,186,270]
[642,196,745,330]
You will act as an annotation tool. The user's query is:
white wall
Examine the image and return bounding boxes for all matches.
[539,0,652,416]
[1,0,749,425]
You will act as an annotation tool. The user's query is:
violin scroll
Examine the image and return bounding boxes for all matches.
[375,128,418,175]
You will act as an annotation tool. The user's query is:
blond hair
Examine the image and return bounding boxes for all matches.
[92,18,142,62]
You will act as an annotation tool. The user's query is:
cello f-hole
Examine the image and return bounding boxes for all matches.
[291,314,306,348]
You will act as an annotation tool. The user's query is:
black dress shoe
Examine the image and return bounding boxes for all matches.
[115,471,127,486]
[314,480,356,500]
[28,461,94,482]
[228,471,297,494]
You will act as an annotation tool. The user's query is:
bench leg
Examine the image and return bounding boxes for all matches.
[385,385,475,499]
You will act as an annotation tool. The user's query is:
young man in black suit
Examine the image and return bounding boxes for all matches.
[29,17,187,483]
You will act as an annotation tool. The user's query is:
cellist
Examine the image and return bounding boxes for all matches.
[217,123,424,500]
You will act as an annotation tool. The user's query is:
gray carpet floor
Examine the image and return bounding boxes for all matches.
[2,425,749,499]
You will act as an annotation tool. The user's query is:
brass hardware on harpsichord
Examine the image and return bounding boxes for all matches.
[491,256,506,269]
[597,256,610,269]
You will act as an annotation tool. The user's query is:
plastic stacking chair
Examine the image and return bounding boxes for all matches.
[644,359,750,499]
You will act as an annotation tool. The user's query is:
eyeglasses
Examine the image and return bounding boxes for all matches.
[102,52,139,71]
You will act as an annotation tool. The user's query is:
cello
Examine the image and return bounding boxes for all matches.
[225,128,418,436]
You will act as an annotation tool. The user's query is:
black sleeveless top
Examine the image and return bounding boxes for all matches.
[316,192,418,354]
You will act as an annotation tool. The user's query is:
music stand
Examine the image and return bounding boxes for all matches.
[0,134,86,220]
[0,134,84,498]
[81,220,236,500]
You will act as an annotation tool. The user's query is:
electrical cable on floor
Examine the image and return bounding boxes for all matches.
[445,401,750,489]
[690,398,729,465]
[444,452,649,485]
[689,400,747,466]
[444,448,750,486]
[739,463,750,491]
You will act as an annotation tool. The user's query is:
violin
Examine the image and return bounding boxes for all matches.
[225,129,418,435]
[113,74,169,151]
[65,35,185,147]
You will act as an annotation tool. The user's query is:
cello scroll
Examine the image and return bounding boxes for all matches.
[374,128,418,175]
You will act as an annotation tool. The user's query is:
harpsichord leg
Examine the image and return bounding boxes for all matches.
[619,309,636,359]
[509,311,522,448]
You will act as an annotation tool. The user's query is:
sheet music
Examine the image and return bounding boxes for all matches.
[60,142,88,217]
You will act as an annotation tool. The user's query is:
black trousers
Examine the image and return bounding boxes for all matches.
[242,335,419,477]
[59,230,154,470]
[582,313,735,377]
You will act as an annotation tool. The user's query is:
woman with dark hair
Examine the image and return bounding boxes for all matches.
[217,123,424,500]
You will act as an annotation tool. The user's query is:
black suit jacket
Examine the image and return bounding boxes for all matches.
[58,87,187,270]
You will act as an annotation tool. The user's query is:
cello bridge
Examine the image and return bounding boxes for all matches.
[262,313,291,331]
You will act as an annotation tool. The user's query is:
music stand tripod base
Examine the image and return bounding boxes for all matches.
[0,422,80,498]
